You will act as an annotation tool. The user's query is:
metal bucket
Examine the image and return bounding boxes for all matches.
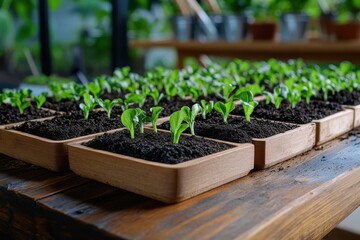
[280,13,309,42]
[223,14,248,42]
[172,15,195,41]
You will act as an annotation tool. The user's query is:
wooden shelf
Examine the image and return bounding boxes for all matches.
[1,128,360,239]
[130,40,360,67]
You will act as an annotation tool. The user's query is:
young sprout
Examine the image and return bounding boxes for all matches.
[214,101,235,124]
[149,106,163,133]
[200,100,214,119]
[287,89,302,108]
[121,108,138,139]
[169,110,189,144]
[301,81,316,104]
[217,84,236,102]
[9,96,31,114]
[135,108,147,134]
[181,103,202,136]
[79,93,98,120]
[86,82,102,98]
[0,92,8,105]
[148,89,164,106]
[33,92,48,109]
[97,98,117,119]
[263,84,289,109]
[236,90,258,123]
[126,92,147,108]
[164,84,177,100]
[18,89,32,100]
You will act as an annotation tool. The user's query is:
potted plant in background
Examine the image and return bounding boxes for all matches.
[334,0,360,40]
[248,0,277,41]
[317,0,338,40]
[218,0,252,41]
[276,0,311,42]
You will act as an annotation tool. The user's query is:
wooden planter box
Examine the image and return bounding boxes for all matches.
[313,109,354,145]
[343,105,360,128]
[68,130,254,203]
[252,123,315,169]
[156,117,315,170]
[0,125,123,172]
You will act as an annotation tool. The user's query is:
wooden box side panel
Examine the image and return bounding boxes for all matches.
[69,145,178,203]
[175,144,254,202]
[345,105,360,128]
[0,130,68,171]
[253,124,316,169]
[315,110,354,145]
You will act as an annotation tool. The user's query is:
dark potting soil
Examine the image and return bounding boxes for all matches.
[232,100,343,124]
[100,91,129,100]
[140,96,195,117]
[42,97,82,112]
[315,90,360,106]
[84,130,232,164]
[14,110,123,140]
[0,104,55,125]
[158,113,298,143]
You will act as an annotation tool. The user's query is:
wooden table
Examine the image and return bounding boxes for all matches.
[1,128,360,239]
[130,40,360,68]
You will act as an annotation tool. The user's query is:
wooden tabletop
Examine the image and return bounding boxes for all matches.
[1,128,360,239]
[130,40,360,66]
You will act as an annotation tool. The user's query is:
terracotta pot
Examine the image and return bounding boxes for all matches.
[334,22,360,41]
[319,12,337,39]
[249,22,277,41]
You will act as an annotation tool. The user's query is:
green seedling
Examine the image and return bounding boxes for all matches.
[237,90,258,122]
[33,92,48,109]
[214,101,235,124]
[86,82,102,98]
[135,108,147,134]
[148,89,164,106]
[264,84,289,109]
[9,96,31,114]
[121,108,138,139]
[181,103,202,136]
[149,106,163,133]
[169,110,189,144]
[97,98,117,119]
[79,93,97,120]
[200,100,214,119]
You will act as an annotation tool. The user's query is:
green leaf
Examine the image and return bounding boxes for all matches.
[169,110,188,144]
[121,109,138,139]
[135,108,147,134]
[150,106,163,133]
[214,101,235,123]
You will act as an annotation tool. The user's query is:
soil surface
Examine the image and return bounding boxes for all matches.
[141,96,195,117]
[158,113,298,143]
[0,104,55,125]
[84,130,232,164]
[100,91,129,100]
[14,110,123,140]
[315,90,360,106]
[42,97,82,112]
[232,100,343,124]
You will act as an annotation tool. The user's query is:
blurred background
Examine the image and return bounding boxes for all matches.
[0,0,359,87]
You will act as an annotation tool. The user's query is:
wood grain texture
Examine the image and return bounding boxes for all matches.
[68,129,254,203]
[130,40,360,67]
[313,109,354,145]
[0,128,360,239]
[0,127,124,172]
[252,123,316,169]
[344,105,360,128]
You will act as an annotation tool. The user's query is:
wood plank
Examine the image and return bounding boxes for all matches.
[37,128,360,239]
[0,129,360,239]
[130,40,360,64]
